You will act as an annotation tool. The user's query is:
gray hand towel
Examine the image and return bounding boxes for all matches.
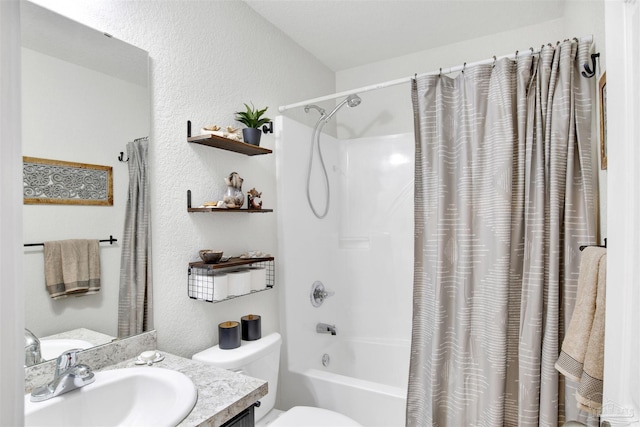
[44,239,101,299]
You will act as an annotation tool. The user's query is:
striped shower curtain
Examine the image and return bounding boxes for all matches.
[408,39,598,426]
[118,137,153,338]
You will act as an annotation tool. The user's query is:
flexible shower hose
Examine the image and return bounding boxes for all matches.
[306,118,330,219]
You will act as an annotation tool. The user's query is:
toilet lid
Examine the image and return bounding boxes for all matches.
[269,406,362,427]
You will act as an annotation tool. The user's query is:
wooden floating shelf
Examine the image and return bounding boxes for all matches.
[188,207,273,213]
[188,134,272,156]
[189,256,274,270]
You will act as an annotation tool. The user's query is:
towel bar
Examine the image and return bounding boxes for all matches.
[579,238,607,251]
[24,235,118,247]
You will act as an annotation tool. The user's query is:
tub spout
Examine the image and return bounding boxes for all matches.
[316,323,337,336]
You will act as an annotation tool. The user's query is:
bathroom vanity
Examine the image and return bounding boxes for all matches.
[24,331,267,427]
[107,353,266,426]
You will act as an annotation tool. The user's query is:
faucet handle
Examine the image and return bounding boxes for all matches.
[311,281,335,307]
[56,348,84,374]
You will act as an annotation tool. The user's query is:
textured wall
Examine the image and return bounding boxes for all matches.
[30,0,335,358]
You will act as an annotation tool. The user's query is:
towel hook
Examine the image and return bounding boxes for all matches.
[581,53,600,78]
[118,152,129,162]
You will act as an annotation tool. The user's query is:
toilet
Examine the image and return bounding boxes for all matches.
[192,332,361,427]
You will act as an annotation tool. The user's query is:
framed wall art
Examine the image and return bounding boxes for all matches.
[23,156,113,206]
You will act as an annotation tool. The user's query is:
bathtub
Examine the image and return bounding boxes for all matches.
[286,337,410,427]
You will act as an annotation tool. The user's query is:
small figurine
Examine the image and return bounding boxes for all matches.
[224,126,242,141]
[202,125,224,137]
[223,172,244,208]
[201,125,242,141]
[247,188,262,210]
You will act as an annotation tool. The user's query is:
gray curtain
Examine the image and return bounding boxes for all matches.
[118,137,153,337]
[408,39,597,426]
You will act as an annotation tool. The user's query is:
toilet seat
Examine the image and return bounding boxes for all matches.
[269,406,362,427]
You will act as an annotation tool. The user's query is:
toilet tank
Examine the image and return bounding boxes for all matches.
[192,332,281,421]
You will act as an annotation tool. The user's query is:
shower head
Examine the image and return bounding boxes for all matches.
[324,94,362,122]
[346,94,361,108]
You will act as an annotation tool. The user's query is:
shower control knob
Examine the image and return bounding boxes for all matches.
[311,281,334,307]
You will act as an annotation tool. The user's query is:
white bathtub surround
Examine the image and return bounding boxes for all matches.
[277,116,413,426]
[292,338,410,426]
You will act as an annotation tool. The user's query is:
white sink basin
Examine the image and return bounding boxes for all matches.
[25,367,198,427]
[39,339,94,361]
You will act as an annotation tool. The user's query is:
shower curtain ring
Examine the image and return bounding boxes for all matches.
[439,68,442,77]
[492,55,497,68]
[462,62,466,73]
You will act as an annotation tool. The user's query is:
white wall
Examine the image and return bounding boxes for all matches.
[21,47,148,339]
[0,1,24,425]
[602,2,640,424]
[27,0,335,358]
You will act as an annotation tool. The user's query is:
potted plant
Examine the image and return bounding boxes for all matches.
[234,103,270,146]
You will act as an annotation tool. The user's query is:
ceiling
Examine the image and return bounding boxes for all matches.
[244,0,566,72]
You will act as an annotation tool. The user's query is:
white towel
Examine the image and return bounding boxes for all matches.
[43,239,101,299]
[555,247,607,414]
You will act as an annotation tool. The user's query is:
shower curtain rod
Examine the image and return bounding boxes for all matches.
[278,35,593,113]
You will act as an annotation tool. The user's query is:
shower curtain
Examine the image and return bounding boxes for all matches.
[118,137,153,337]
[407,39,597,426]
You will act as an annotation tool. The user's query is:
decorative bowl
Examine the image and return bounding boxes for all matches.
[199,250,224,264]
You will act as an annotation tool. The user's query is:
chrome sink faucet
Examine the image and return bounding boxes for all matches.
[316,323,337,336]
[30,349,95,402]
[24,328,42,367]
